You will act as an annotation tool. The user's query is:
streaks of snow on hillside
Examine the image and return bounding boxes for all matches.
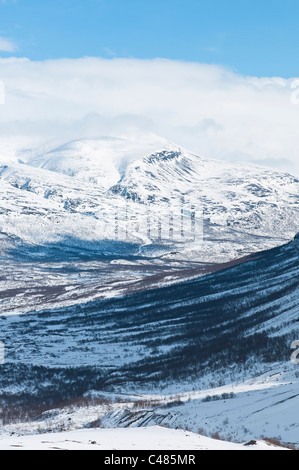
[1,235,298,372]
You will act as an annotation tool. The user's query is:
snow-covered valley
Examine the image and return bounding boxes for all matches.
[0,135,299,450]
[0,233,298,448]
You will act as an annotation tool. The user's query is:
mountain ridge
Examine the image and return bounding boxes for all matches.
[0,135,298,264]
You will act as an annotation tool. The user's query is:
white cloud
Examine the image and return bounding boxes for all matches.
[0,37,17,52]
[0,57,298,176]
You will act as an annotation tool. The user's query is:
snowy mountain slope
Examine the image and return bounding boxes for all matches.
[95,368,299,446]
[0,234,298,444]
[111,143,299,257]
[2,234,298,372]
[0,135,298,264]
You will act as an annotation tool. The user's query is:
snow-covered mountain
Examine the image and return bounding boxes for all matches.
[0,135,298,264]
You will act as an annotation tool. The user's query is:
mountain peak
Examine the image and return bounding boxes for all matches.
[24,134,178,186]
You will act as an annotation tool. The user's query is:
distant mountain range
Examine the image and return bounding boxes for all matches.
[0,134,298,263]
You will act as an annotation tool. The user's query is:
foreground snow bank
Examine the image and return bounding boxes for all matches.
[0,426,286,451]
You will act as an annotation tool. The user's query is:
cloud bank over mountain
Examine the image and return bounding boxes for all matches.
[0,57,298,175]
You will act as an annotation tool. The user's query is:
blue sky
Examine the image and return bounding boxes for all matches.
[0,0,299,76]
